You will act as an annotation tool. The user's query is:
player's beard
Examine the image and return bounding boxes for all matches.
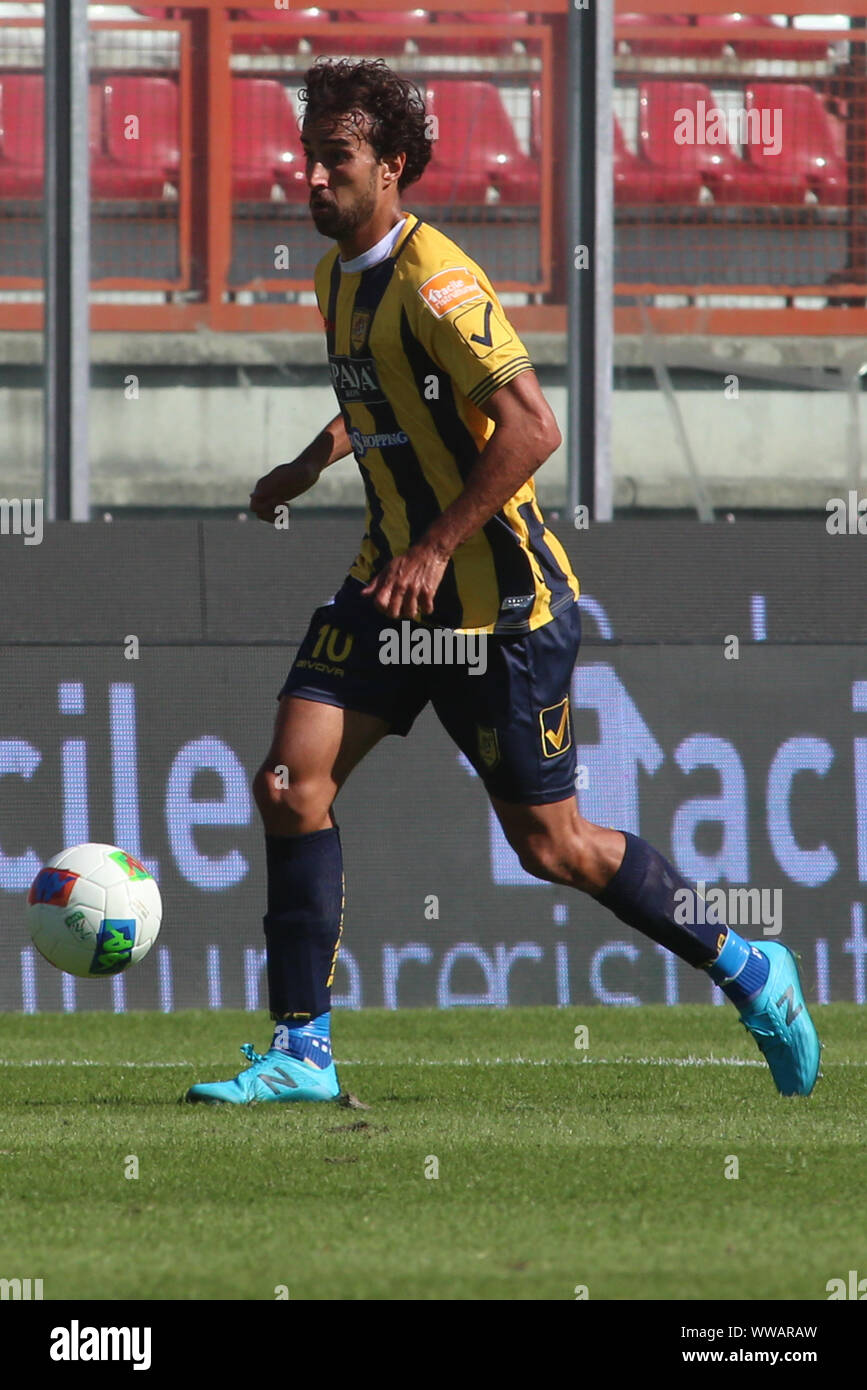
[309,172,380,242]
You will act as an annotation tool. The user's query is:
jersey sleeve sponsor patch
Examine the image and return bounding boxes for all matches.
[451,299,516,360]
[418,266,486,318]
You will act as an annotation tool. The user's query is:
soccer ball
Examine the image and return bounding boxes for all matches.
[26,843,162,978]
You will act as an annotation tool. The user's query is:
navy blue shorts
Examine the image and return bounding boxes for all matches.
[279,578,581,805]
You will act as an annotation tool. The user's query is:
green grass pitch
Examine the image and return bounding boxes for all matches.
[1,1005,865,1301]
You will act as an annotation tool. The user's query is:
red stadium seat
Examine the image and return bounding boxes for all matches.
[614,115,659,204]
[614,112,700,205]
[622,13,830,62]
[616,14,690,56]
[414,91,490,203]
[637,81,806,204]
[88,83,117,194]
[694,14,795,60]
[232,78,307,201]
[429,12,532,57]
[100,75,180,197]
[89,83,142,198]
[639,80,848,206]
[341,10,431,56]
[743,84,847,205]
[344,7,430,25]
[0,75,179,201]
[530,83,541,161]
[464,11,529,30]
[88,83,103,158]
[664,15,792,60]
[234,9,331,56]
[699,14,830,61]
[638,82,754,201]
[0,74,44,196]
[419,82,538,205]
[790,20,843,62]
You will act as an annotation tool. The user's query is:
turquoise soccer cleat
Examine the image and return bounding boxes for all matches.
[184,1042,340,1105]
[737,942,821,1097]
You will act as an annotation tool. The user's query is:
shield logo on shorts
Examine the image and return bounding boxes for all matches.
[477,725,500,770]
[350,308,372,354]
[539,697,572,758]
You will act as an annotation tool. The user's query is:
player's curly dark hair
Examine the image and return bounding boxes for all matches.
[299,58,432,191]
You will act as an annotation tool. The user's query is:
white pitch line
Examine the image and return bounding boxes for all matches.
[335,1057,773,1068]
[0,1059,193,1069]
[0,1056,864,1069]
[340,1056,863,1069]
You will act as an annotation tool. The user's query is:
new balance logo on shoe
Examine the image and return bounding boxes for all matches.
[258,1066,299,1095]
[775,985,803,1027]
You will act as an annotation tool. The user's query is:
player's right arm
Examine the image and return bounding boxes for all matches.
[249,414,351,522]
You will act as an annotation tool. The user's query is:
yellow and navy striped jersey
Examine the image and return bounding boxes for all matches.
[315,211,579,634]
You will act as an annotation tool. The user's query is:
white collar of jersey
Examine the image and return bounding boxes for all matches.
[338,216,409,274]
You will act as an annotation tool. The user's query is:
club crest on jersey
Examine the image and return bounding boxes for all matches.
[477,725,500,770]
[418,266,485,318]
[328,354,385,405]
[350,308,372,353]
[539,698,572,758]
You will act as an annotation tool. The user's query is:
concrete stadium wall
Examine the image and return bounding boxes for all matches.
[1,332,865,511]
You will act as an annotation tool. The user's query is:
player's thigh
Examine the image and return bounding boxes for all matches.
[430,600,581,805]
[261,694,390,799]
[490,794,583,848]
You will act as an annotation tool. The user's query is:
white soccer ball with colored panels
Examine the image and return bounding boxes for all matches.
[26,843,162,978]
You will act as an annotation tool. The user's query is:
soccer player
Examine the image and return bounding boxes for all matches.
[186,58,819,1104]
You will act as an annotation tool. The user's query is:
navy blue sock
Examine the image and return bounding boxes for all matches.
[596,832,769,1004]
[597,833,724,965]
[263,825,344,1022]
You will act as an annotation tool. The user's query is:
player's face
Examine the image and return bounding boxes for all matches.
[301,113,383,241]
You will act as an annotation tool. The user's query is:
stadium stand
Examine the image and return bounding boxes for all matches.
[638,81,741,201]
[0,73,44,197]
[616,13,690,56]
[0,72,181,201]
[342,9,432,56]
[615,109,701,205]
[530,83,541,162]
[435,12,533,57]
[618,12,833,60]
[693,13,811,60]
[233,9,332,56]
[743,83,848,205]
[0,5,863,327]
[421,81,540,205]
[231,78,307,201]
[97,75,180,198]
[636,79,849,206]
[235,9,534,59]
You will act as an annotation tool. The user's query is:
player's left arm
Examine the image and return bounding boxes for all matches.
[362,369,560,619]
